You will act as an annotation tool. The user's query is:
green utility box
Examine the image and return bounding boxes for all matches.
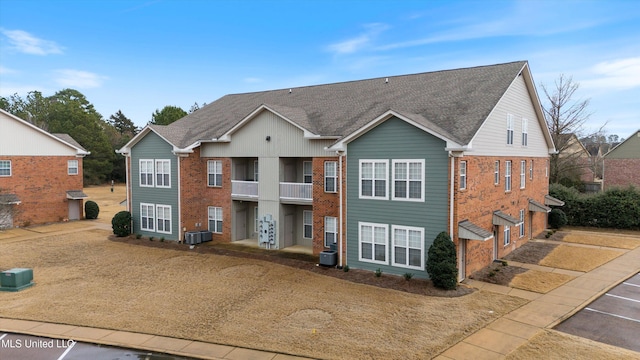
[0,268,34,292]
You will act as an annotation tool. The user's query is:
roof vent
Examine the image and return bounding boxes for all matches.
[289,89,292,94]
[385,78,389,83]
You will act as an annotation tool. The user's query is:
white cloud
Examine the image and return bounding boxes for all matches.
[0,66,18,75]
[53,69,107,88]
[327,23,389,55]
[581,57,640,90]
[0,28,63,55]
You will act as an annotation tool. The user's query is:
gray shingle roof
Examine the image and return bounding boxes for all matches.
[0,194,21,204]
[161,61,527,149]
[52,133,87,152]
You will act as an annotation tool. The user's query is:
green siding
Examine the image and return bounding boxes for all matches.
[346,117,449,278]
[131,132,179,240]
[607,131,640,159]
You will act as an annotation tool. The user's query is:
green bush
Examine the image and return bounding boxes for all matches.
[426,231,458,290]
[84,200,99,219]
[548,208,567,229]
[111,211,132,237]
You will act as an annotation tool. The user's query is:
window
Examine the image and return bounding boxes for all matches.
[0,160,11,177]
[156,205,171,233]
[324,216,337,247]
[529,160,534,180]
[392,160,424,201]
[324,161,337,193]
[140,203,154,231]
[505,161,512,192]
[494,161,500,185]
[303,210,313,239]
[392,225,424,270]
[140,160,154,187]
[303,161,313,184]
[519,209,525,238]
[504,225,511,246]
[359,222,388,264]
[520,160,526,189]
[155,160,171,187]
[207,160,222,187]
[68,160,78,175]
[254,206,259,233]
[521,118,528,146]
[254,160,259,181]
[359,160,388,199]
[459,161,467,190]
[208,206,223,233]
[507,114,514,145]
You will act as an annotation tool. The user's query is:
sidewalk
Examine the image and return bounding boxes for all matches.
[436,245,640,359]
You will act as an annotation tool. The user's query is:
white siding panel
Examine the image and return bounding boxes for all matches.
[0,113,78,156]
[200,110,334,158]
[471,76,548,157]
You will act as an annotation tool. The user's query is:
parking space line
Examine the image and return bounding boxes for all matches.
[623,282,640,288]
[0,333,6,341]
[605,293,640,303]
[585,307,640,323]
[56,340,76,360]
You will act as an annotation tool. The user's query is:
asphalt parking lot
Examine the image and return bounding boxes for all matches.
[555,272,640,352]
[0,333,195,360]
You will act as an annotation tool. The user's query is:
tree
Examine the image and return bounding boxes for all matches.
[541,75,594,184]
[151,105,187,125]
[426,232,458,290]
[109,110,138,136]
[0,91,51,130]
[106,110,138,182]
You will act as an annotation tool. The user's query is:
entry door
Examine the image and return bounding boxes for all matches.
[493,226,498,260]
[0,206,12,228]
[68,200,80,220]
[458,239,466,281]
[235,210,246,240]
[284,214,294,247]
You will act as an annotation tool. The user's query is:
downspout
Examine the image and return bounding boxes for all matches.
[449,153,455,236]
[125,154,131,212]
[177,155,182,243]
[338,150,345,268]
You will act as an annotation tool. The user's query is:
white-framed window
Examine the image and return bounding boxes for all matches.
[207,160,222,187]
[254,206,259,233]
[155,159,171,188]
[303,161,313,184]
[505,160,512,192]
[392,160,424,201]
[303,210,313,239]
[519,209,525,238]
[521,118,528,146]
[140,203,155,231]
[0,160,11,177]
[359,160,388,199]
[520,160,526,189]
[392,225,424,270]
[156,204,172,233]
[359,222,388,264]
[67,160,78,175]
[324,161,337,193]
[507,114,514,145]
[254,160,259,181]
[459,160,467,190]
[208,206,223,233]
[529,160,534,180]
[324,216,337,247]
[494,161,500,185]
[504,225,511,246]
[139,159,154,187]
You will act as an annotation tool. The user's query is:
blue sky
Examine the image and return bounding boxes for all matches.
[1,0,639,138]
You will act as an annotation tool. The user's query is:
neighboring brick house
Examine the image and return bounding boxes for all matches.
[557,133,596,183]
[603,129,640,191]
[119,61,559,280]
[0,109,90,228]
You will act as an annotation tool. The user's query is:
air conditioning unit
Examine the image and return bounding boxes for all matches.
[185,231,202,245]
[0,268,34,292]
[319,250,337,267]
[198,231,213,242]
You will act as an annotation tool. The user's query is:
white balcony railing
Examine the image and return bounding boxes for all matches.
[231,180,258,198]
[279,182,313,201]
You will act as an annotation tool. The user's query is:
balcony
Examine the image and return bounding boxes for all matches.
[280,182,312,204]
[232,180,258,200]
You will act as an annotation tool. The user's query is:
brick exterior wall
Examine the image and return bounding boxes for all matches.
[311,157,345,256]
[604,158,640,191]
[453,156,549,277]
[0,155,84,226]
[179,148,232,242]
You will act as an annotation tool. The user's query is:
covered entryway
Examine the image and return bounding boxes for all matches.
[66,190,88,220]
[458,220,494,281]
[0,194,21,229]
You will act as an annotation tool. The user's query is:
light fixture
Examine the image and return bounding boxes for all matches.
[266,136,271,141]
